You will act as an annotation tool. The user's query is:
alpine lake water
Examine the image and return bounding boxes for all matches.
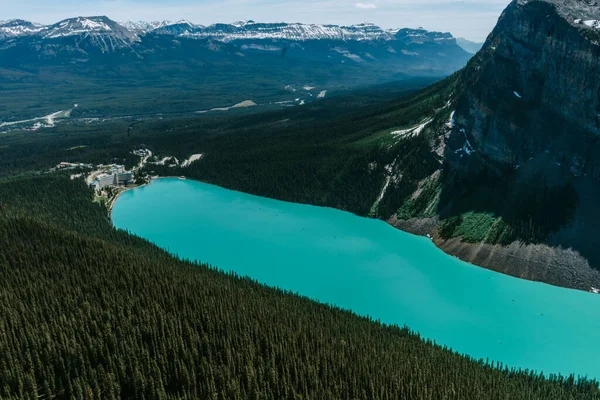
[112,178,600,380]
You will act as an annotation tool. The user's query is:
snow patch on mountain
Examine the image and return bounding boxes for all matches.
[121,20,167,33]
[240,44,282,51]
[0,16,462,59]
[232,20,254,28]
[332,47,363,62]
[41,17,140,43]
[401,49,419,56]
[45,17,112,38]
[177,20,195,27]
[391,118,433,138]
[0,19,45,38]
[181,21,394,42]
[81,19,111,31]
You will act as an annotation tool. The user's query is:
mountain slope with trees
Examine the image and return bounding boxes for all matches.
[0,174,598,399]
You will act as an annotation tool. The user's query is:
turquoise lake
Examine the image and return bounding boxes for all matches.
[112,177,600,380]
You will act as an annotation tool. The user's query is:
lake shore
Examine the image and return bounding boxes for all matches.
[111,176,600,293]
[391,216,600,293]
[107,176,186,217]
[111,176,600,380]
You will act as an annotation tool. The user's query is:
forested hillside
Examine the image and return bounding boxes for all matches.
[128,57,599,291]
[0,174,598,399]
[2,72,596,291]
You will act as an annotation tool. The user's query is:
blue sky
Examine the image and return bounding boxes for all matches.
[1,0,510,41]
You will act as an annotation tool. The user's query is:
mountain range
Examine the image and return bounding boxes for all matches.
[0,16,473,122]
[0,17,443,42]
[0,16,469,68]
[125,19,399,41]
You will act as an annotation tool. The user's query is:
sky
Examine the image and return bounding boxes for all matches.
[1,0,511,41]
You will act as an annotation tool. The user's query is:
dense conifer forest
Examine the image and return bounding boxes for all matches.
[0,73,585,249]
[1,174,599,399]
[1,5,598,393]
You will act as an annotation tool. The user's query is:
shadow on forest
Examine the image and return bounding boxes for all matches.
[434,148,600,271]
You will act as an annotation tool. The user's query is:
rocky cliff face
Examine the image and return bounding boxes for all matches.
[453,0,600,178]
[384,0,600,291]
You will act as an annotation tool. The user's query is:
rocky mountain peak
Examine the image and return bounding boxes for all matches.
[0,19,45,38]
[395,28,455,45]
[153,20,201,36]
[0,19,37,28]
[450,0,600,179]
[120,20,166,33]
[517,0,600,19]
[231,20,255,28]
[43,16,138,42]
[514,0,600,36]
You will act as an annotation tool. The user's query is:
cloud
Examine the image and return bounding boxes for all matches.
[355,2,377,9]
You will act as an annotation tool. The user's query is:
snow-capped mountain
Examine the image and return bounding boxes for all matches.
[231,20,253,28]
[0,17,139,43]
[42,16,139,42]
[0,19,45,39]
[153,20,201,36]
[0,15,470,76]
[123,19,396,41]
[0,16,457,44]
[0,16,141,57]
[122,20,204,34]
[155,21,394,42]
[395,28,455,44]
[120,20,167,33]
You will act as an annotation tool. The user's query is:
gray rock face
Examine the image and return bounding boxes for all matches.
[519,0,600,24]
[453,0,600,178]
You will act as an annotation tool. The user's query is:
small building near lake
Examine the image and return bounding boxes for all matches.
[92,171,134,190]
